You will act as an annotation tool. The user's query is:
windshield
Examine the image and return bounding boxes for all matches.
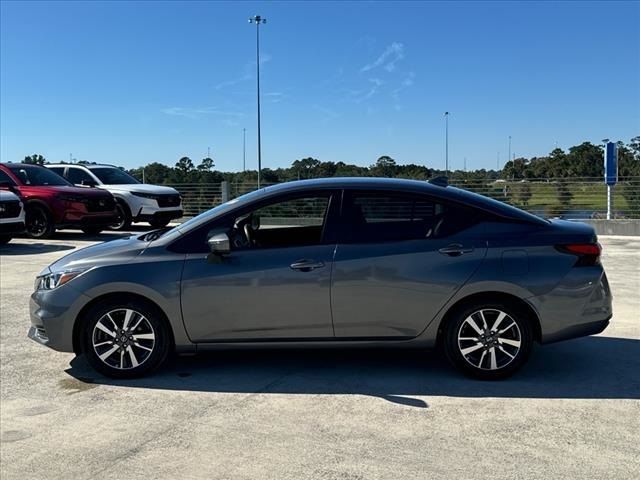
[7,164,71,186]
[90,167,140,185]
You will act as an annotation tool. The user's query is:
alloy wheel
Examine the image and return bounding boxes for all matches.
[92,308,156,370]
[457,308,522,371]
[27,209,48,237]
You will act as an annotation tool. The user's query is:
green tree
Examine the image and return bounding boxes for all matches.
[198,157,215,172]
[370,155,397,177]
[22,154,46,165]
[175,157,194,175]
[291,157,321,179]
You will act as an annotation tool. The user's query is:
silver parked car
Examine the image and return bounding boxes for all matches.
[28,178,612,380]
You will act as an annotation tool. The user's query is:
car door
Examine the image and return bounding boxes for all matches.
[179,190,339,342]
[330,190,487,338]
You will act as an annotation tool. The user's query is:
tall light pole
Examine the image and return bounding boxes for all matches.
[444,112,449,176]
[249,15,266,188]
[508,135,512,163]
[242,128,246,172]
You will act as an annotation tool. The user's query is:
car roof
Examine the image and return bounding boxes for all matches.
[46,163,117,169]
[254,178,547,224]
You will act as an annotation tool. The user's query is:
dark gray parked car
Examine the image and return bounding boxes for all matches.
[28,178,612,380]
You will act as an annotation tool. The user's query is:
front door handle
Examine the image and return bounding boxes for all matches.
[438,244,474,257]
[290,259,325,272]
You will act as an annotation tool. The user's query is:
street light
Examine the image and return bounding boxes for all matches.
[444,112,449,176]
[249,15,266,187]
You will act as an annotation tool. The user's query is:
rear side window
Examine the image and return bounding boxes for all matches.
[342,191,479,242]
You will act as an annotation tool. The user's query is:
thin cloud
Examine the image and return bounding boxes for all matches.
[391,72,415,99]
[161,107,244,119]
[361,42,405,73]
[264,92,286,104]
[214,54,272,90]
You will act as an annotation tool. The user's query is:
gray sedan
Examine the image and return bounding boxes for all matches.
[28,177,612,380]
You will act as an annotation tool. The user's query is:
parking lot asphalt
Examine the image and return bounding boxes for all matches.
[1,231,639,480]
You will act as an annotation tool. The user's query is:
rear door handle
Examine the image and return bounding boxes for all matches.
[438,244,474,257]
[290,259,325,272]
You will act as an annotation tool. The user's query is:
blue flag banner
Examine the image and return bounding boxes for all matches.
[605,142,618,186]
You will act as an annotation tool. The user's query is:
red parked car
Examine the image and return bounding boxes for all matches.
[0,163,118,238]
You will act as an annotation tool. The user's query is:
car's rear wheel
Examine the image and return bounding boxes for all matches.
[110,201,131,231]
[82,299,171,378]
[444,302,533,380]
[25,205,54,239]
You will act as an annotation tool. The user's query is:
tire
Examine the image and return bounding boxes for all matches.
[109,201,132,231]
[149,218,170,229]
[443,301,533,380]
[25,205,55,239]
[0,236,11,245]
[81,226,103,235]
[81,298,172,379]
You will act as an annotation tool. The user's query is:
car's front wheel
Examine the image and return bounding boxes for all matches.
[82,299,171,378]
[443,302,533,380]
[25,205,55,239]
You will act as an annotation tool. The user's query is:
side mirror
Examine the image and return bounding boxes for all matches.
[81,179,97,187]
[207,232,231,256]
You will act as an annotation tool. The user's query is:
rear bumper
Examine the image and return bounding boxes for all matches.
[530,268,613,344]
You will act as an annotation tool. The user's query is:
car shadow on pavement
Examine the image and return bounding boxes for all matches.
[0,242,76,255]
[66,335,640,408]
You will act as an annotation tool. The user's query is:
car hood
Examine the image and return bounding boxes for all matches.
[101,184,179,195]
[42,234,148,275]
[0,190,21,201]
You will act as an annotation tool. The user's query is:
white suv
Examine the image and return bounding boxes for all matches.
[47,164,182,230]
[0,189,26,244]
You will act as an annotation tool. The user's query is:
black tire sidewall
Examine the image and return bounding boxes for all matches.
[444,301,533,380]
[26,205,54,239]
[109,201,131,231]
[81,299,171,379]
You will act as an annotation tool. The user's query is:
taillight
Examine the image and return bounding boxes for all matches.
[555,243,601,266]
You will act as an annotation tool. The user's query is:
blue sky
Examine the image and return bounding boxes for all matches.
[1,1,639,172]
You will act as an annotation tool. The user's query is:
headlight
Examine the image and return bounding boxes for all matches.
[35,268,89,290]
[131,191,159,200]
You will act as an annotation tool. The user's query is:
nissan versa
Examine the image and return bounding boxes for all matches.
[28,178,612,380]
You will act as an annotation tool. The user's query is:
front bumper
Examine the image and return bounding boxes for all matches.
[135,209,183,223]
[0,220,26,235]
[60,210,119,228]
[28,284,91,353]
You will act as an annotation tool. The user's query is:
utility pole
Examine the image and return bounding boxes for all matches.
[207,146,210,159]
[243,128,246,172]
[444,112,449,176]
[249,15,266,188]
[508,135,512,164]
[464,157,467,172]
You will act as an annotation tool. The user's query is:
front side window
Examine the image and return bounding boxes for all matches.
[230,195,330,250]
[89,167,139,185]
[67,168,95,185]
[6,164,71,186]
[343,191,479,242]
[170,192,333,254]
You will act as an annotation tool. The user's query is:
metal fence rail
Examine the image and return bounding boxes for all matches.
[166,177,640,219]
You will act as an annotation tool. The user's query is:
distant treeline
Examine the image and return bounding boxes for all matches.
[19,137,640,185]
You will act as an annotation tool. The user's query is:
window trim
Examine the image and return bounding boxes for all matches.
[168,189,341,254]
